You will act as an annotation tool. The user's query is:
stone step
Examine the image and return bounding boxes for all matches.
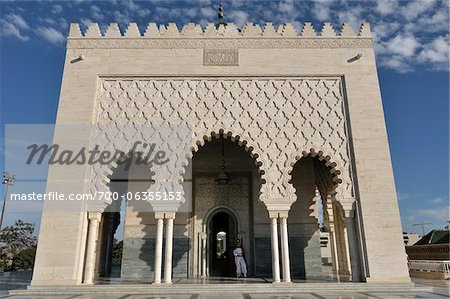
[10,283,432,296]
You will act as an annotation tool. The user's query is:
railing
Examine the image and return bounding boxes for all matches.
[406,244,450,260]
[408,260,450,274]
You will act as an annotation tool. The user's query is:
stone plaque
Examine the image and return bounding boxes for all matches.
[203,49,239,66]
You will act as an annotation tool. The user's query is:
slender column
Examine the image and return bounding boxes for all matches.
[164,212,175,284]
[343,220,352,280]
[329,224,340,280]
[153,212,164,284]
[201,232,207,278]
[83,212,102,284]
[279,212,291,283]
[327,201,339,280]
[269,211,280,283]
[346,212,361,282]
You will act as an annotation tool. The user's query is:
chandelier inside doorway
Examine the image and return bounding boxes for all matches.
[215,134,230,185]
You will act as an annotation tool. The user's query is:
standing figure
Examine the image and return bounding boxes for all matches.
[233,241,247,278]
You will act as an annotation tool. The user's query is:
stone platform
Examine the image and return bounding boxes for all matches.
[9,281,429,297]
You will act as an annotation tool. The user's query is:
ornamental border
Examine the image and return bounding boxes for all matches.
[67,38,373,49]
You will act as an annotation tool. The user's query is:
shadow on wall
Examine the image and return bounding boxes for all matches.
[96,153,192,283]
[289,155,325,279]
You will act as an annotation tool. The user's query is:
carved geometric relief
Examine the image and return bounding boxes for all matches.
[91,77,354,210]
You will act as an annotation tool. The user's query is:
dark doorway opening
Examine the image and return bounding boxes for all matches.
[209,211,237,277]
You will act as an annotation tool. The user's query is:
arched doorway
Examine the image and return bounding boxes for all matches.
[190,133,263,278]
[208,210,238,277]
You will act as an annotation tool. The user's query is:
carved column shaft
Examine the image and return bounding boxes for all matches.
[153,213,164,284]
[269,212,280,283]
[345,209,362,282]
[327,200,339,279]
[83,212,102,284]
[201,232,207,278]
[279,212,291,283]
[164,213,175,284]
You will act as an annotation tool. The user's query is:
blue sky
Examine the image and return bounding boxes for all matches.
[0,0,448,235]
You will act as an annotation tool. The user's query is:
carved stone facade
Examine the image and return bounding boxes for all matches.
[92,77,352,206]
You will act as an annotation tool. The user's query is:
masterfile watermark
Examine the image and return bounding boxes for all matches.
[5,123,194,213]
[26,141,170,170]
[9,191,183,202]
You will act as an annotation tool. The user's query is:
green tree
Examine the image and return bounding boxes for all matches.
[0,220,37,271]
[12,246,37,270]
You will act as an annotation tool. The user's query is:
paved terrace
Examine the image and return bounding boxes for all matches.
[1,271,449,299]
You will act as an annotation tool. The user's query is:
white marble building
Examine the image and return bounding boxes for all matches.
[31,20,411,286]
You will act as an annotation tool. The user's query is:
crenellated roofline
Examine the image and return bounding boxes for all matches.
[67,22,373,49]
[69,22,372,38]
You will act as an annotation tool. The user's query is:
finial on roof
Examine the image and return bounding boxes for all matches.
[215,2,226,28]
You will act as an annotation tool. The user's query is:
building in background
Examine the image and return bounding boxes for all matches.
[407,229,450,280]
[403,232,421,246]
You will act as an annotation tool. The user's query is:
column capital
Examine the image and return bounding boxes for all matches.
[340,199,355,218]
[88,211,102,222]
[268,210,290,219]
[268,211,279,219]
[155,212,165,219]
[165,212,176,220]
[263,198,293,215]
[328,223,335,233]
[279,211,289,219]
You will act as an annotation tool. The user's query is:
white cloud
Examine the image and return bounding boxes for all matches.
[122,0,150,18]
[200,7,215,19]
[336,5,364,32]
[429,196,448,205]
[372,21,400,40]
[377,33,421,72]
[312,1,332,20]
[401,0,437,20]
[113,11,131,26]
[375,0,398,15]
[397,192,414,201]
[275,0,300,22]
[228,10,249,27]
[0,22,29,41]
[35,26,66,45]
[416,10,449,32]
[414,205,450,222]
[418,35,449,65]
[379,55,412,73]
[0,13,30,41]
[313,5,330,21]
[80,18,94,30]
[7,13,29,30]
[279,0,295,14]
[90,5,104,20]
[386,34,420,57]
[185,8,198,19]
[52,4,63,14]
[58,17,69,31]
